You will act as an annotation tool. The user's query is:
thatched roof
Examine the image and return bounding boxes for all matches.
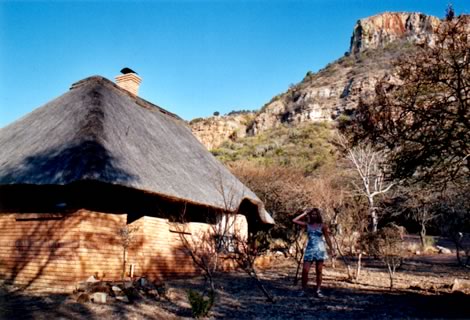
[0,76,273,224]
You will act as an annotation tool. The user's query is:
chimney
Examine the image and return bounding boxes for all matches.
[115,68,142,96]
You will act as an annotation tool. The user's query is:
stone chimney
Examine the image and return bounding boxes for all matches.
[115,69,142,95]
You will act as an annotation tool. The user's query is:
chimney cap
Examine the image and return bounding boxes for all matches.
[120,67,138,75]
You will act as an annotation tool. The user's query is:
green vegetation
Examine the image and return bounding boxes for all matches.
[187,289,215,318]
[212,122,336,175]
[189,117,205,125]
[227,109,255,116]
[424,235,435,249]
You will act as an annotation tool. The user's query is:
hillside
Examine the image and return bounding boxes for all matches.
[211,122,335,174]
[190,12,442,150]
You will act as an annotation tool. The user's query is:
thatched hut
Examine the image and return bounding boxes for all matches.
[0,74,273,290]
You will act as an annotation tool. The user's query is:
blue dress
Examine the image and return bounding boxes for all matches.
[304,224,328,262]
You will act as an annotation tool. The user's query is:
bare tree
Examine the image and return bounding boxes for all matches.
[229,162,318,284]
[175,169,275,309]
[338,135,395,232]
[231,232,275,302]
[173,202,249,317]
[175,182,240,294]
[118,225,140,281]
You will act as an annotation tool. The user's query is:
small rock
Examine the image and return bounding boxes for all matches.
[91,292,107,304]
[274,251,284,257]
[436,246,452,254]
[452,279,470,293]
[86,275,100,283]
[116,295,130,303]
[112,286,123,294]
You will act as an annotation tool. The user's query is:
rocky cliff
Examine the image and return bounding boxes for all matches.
[190,112,255,150]
[350,12,441,54]
[190,12,442,149]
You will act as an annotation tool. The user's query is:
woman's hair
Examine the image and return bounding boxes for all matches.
[307,207,323,224]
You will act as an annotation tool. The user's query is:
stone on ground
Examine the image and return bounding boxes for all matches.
[91,292,107,304]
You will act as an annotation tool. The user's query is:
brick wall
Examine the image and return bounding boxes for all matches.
[0,210,126,290]
[0,210,248,290]
[128,214,248,280]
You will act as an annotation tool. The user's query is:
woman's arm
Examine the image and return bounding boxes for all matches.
[292,211,308,226]
[322,225,336,257]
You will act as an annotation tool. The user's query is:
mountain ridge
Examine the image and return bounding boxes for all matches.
[190,11,460,150]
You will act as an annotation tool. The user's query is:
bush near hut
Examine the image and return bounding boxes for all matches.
[187,289,215,318]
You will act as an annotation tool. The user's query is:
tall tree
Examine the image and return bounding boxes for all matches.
[342,140,394,232]
[348,16,470,187]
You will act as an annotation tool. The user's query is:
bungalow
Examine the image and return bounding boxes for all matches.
[0,71,273,290]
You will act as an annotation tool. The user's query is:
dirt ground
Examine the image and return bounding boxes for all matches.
[1,254,469,320]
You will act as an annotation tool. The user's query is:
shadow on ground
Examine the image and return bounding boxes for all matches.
[154,267,470,320]
[1,260,470,320]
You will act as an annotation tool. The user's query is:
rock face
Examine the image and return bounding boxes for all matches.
[189,12,450,149]
[350,12,441,54]
[190,112,255,150]
[246,51,391,135]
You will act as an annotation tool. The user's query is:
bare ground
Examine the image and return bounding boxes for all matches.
[1,254,469,320]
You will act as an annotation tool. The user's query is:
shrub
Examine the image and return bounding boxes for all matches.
[227,109,255,116]
[189,117,205,125]
[359,225,406,289]
[187,289,215,318]
[423,235,435,249]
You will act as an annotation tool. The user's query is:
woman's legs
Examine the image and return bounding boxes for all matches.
[315,260,324,292]
[301,261,313,290]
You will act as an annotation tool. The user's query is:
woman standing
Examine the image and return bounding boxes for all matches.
[293,208,335,297]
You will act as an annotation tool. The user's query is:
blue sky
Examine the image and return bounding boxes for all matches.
[0,0,468,127]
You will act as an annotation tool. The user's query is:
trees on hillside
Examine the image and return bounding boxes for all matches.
[348,16,470,187]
